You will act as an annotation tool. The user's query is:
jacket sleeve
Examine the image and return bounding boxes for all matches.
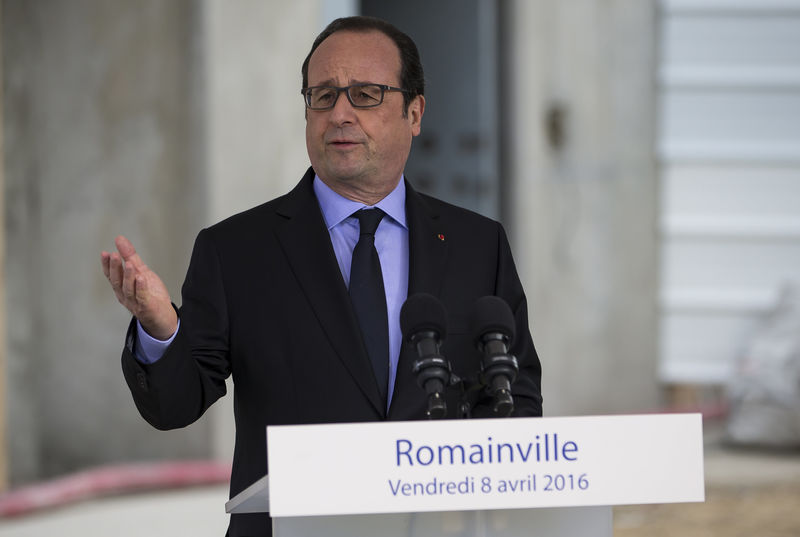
[121,229,230,430]
[495,223,543,417]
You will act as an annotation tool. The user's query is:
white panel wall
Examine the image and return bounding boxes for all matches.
[658,0,800,383]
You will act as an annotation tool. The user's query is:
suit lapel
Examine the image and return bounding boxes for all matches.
[406,182,448,297]
[274,169,384,416]
[389,181,449,419]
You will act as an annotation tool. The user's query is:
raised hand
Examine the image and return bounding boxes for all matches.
[101,235,178,340]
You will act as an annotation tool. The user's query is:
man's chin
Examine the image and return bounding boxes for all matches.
[319,163,368,184]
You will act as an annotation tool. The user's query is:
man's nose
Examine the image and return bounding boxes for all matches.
[328,90,357,125]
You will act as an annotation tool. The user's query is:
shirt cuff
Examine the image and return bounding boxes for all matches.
[134,319,180,364]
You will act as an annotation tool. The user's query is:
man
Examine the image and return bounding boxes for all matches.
[101,16,541,537]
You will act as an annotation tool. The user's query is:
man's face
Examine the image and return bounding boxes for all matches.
[305,30,424,201]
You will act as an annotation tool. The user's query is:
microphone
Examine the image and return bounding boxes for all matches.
[400,293,451,419]
[469,296,519,417]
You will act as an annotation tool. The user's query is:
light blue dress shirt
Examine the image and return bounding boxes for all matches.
[135,174,410,408]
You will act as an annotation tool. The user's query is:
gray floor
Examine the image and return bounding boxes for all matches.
[0,485,229,537]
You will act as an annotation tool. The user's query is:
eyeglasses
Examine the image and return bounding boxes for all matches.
[301,83,410,110]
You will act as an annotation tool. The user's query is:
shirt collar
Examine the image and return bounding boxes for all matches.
[313,174,408,230]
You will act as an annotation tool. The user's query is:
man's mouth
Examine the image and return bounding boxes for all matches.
[329,140,360,149]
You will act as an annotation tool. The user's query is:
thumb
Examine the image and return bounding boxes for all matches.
[115,235,145,269]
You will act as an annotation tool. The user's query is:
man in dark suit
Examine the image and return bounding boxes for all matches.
[102,16,541,537]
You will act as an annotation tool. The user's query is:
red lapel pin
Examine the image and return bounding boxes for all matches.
[437,233,445,241]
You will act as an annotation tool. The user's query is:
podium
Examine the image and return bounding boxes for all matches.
[227,414,704,536]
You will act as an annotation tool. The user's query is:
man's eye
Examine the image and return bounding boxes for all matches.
[353,88,381,105]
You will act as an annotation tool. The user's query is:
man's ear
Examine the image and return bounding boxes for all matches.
[409,94,425,136]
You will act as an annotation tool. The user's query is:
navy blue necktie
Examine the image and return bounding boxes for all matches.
[349,208,389,405]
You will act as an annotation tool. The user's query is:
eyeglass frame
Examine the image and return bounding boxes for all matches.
[301,83,411,110]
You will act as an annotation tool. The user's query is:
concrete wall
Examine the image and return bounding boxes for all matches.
[504,0,662,416]
[2,0,325,485]
[3,0,207,484]
[0,2,7,489]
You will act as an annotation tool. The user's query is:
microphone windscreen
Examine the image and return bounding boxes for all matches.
[468,296,515,343]
[400,293,448,341]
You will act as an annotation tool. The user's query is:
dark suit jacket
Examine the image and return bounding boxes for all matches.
[122,168,542,536]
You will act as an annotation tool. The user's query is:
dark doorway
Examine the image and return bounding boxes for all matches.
[361,0,501,219]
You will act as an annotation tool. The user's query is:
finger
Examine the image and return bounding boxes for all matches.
[115,235,145,269]
[108,252,124,289]
[134,273,151,309]
[101,251,111,279]
[122,260,137,305]
[106,253,127,305]
[101,251,121,301]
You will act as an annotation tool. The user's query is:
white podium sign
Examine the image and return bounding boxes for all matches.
[267,414,704,518]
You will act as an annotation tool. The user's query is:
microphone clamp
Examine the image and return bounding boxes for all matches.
[478,333,519,417]
[410,331,453,419]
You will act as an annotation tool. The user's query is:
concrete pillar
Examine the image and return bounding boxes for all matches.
[504,0,662,416]
[2,0,342,484]
[0,2,7,490]
[197,0,321,462]
[3,0,209,483]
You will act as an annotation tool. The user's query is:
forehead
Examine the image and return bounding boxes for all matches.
[307,30,402,86]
